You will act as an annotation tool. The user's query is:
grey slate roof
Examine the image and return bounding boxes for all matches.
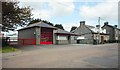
[85,25,96,33]
[71,25,95,33]
[86,25,95,29]
[71,24,95,33]
[102,24,120,31]
[54,28,79,35]
[54,28,70,34]
[18,21,56,31]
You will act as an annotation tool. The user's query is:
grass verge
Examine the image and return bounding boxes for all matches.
[0,47,18,53]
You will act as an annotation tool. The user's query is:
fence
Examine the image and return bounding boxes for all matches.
[8,38,18,46]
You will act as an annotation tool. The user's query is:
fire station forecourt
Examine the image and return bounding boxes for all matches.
[2,43,118,68]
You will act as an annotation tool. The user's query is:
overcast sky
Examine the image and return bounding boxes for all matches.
[3,0,119,36]
[17,0,118,31]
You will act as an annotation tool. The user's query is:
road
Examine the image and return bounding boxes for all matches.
[2,43,118,68]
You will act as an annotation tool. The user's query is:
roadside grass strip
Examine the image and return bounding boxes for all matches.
[0,47,18,53]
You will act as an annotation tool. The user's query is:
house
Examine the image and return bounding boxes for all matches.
[18,21,78,45]
[71,21,109,44]
[101,22,120,42]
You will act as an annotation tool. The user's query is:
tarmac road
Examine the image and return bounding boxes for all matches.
[2,43,118,68]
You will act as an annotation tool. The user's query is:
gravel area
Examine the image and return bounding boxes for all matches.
[2,43,118,68]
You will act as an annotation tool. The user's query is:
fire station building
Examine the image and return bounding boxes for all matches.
[18,21,78,45]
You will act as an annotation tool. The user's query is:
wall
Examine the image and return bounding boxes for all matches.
[70,36,77,44]
[70,40,76,44]
[57,40,69,44]
[77,39,93,44]
[36,27,40,45]
[103,26,114,40]
[114,29,120,40]
[76,34,93,44]
[18,27,36,45]
[53,33,56,44]
[18,27,36,39]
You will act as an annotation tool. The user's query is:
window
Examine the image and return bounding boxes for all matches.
[57,36,67,40]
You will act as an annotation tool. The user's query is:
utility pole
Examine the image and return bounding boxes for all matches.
[98,17,101,44]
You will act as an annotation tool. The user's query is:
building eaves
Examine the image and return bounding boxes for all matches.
[17,26,38,31]
[92,32,109,35]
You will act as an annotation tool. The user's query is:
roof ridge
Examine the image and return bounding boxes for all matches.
[102,24,120,30]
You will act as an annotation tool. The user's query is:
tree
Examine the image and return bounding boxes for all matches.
[28,19,54,26]
[2,1,32,31]
[42,20,54,26]
[70,26,77,32]
[54,24,64,30]
[28,19,41,26]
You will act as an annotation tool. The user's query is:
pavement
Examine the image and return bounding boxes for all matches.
[2,43,119,68]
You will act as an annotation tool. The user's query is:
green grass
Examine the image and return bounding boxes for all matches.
[0,47,18,53]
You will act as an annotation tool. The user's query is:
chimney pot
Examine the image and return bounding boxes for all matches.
[104,22,108,25]
[80,21,85,26]
[114,25,117,28]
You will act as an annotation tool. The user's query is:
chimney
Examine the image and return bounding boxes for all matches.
[104,22,108,25]
[114,25,117,28]
[80,21,85,26]
[96,25,100,28]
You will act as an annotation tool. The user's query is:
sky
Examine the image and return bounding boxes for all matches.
[2,0,119,37]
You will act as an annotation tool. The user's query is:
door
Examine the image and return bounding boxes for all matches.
[101,36,104,44]
[40,28,53,44]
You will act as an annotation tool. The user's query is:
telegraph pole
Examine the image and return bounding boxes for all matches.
[98,17,101,44]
